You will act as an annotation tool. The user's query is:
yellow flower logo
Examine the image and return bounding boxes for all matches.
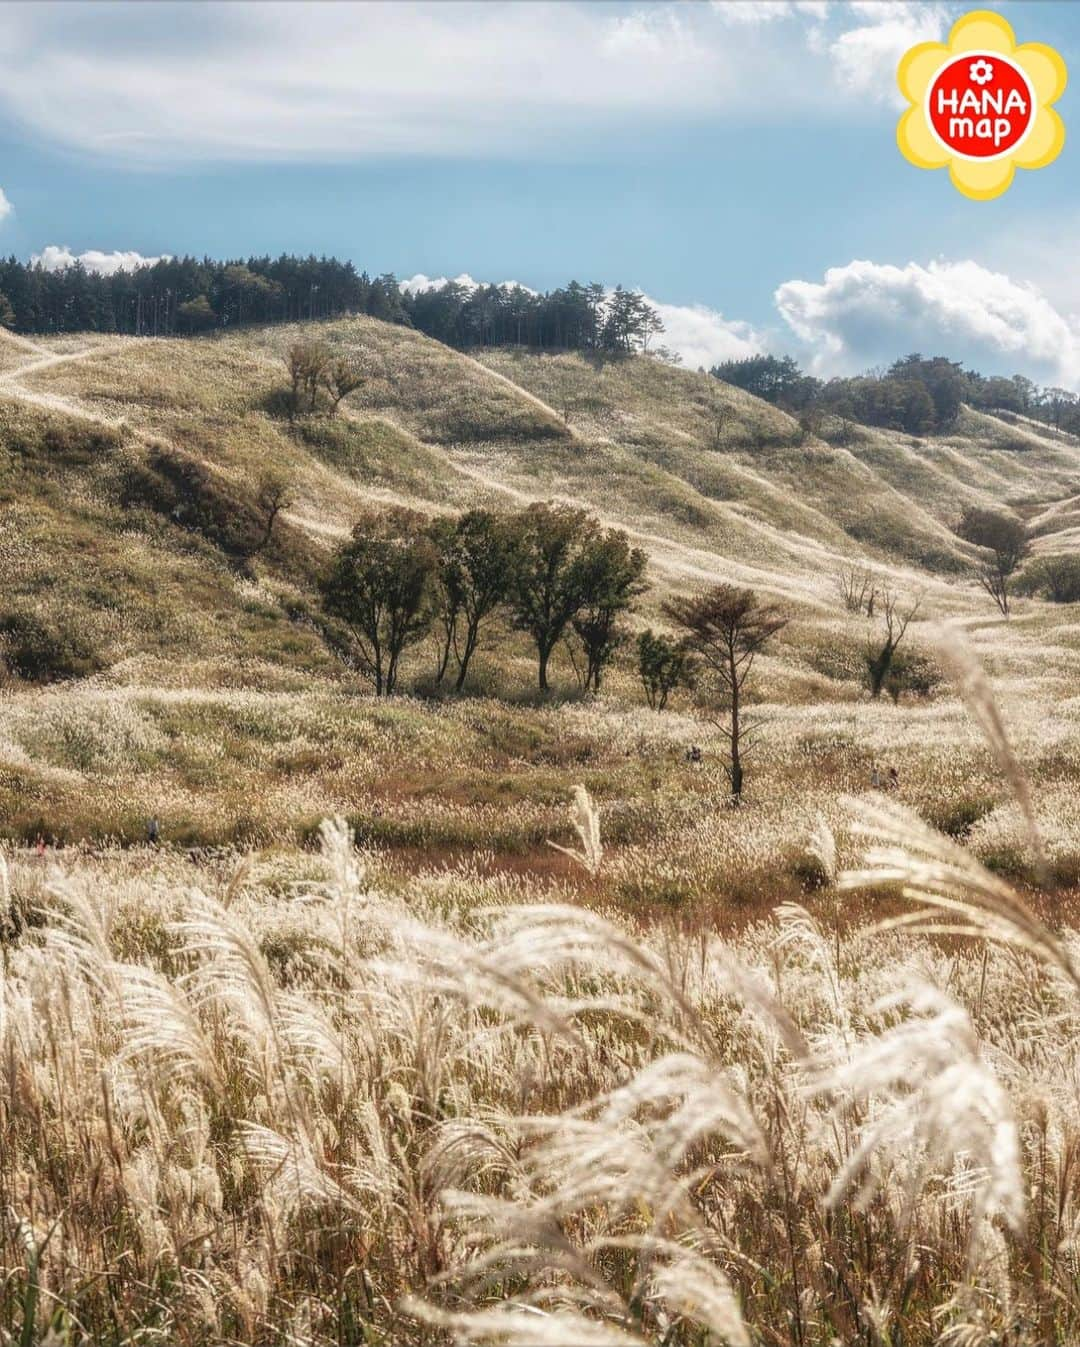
[897,9,1066,200]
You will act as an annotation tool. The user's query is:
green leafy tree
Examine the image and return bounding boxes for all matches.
[663,585,787,801]
[955,506,1029,617]
[637,630,689,710]
[568,531,647,693]
[507,503,597,692]
[321,508,437,696]
[434,510,517,692]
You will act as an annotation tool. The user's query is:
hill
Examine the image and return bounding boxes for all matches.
[1,316,1080,896]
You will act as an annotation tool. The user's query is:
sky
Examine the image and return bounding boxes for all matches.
[1,0,1079,385]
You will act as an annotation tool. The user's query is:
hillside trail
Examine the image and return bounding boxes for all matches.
[458,351,580,440]
[0,341,128,425]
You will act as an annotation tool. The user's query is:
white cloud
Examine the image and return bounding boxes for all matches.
[775,258,1080,388]
[711,1,829,23]
[645,297,765,369]
[0,188,12,222]
[31,245,169,276]
[830,2,950,103]
[400,274,537,296]
[0,1,949,163]
[400,273,480,295]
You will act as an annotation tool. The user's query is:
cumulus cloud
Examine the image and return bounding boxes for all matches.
[31,245,169,276]
[645,297,764,369]
[0,188,12,222]
[775,258,1080,388]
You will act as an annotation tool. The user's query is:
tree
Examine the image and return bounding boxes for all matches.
[567,530,647,693]
[0,291,14,329]
[863,588,922,698]
[883,648,941,705]
[176,295,215,333]
[250,469,294,555]
[1017,553,1080,604]
[322,356,364,414]
[285,341,329,417]
[663,585,787,801]
[321,508,437,696]
[638,630,689,710]
[834,564,878,616]
[711,354,820,410]
[430,509,516,691]
[507,503,597,692]
[955,506,1029,617]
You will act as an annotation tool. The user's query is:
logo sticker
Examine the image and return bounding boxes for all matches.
[897,10,1066,200]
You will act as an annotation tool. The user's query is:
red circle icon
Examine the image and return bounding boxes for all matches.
[926,53,1035,159]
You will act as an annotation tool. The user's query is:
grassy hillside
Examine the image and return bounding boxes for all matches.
[2,317,1080,890]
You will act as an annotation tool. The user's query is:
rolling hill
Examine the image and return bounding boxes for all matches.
[1,315,1079,869]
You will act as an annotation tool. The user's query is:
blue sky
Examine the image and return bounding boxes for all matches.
[1,0,1079,383]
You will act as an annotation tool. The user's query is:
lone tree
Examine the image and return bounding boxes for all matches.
[863,587,922,698]
[955,506,1029,617]
[322,356,364,414]
[285,341,329,417]
[250,469,294,555]
[321,507,437,696]
[430,509,517,691]
[637,630,690,711]
[507,503,596,692]
[834,563,878,616]
[567,530,647,694]
[664,584,787,801]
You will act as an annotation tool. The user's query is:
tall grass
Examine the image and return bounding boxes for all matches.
[2,666,1080,1345]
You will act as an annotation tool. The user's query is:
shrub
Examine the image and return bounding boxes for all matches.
[0,607,106,682]
[1018,554,1080,603]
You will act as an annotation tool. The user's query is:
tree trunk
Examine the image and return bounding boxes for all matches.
[455,626,479,692]
[538,643,551,691]
[729,644,743,802]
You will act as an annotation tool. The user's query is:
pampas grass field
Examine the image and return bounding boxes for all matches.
[4,320,1080,1342]
[3,697,1080,1346]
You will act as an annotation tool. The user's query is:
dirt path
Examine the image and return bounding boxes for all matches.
[459,351,579,439]
[0,344,127,425]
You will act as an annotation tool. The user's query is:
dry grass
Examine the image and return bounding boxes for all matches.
[3,319,1080,1340]
[2,757,1080,1345]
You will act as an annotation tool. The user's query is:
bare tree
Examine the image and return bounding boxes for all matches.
[864,587,922,698]
[250,470,294,555]
[284,341,330,417]
[955,507,1029,617]
[322,357,364,414]
[835,564,878,616]
[664,584,787,801]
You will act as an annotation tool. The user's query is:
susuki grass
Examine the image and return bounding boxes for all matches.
[2,673,1080,1344]
[6,319,1080,1343]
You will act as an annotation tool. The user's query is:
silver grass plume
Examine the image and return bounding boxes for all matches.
[931,625,1047,875]
[810,982,1025,1246]
[841,793,1080,994]
[547,784,603,876]
[403,1300,649,1346]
